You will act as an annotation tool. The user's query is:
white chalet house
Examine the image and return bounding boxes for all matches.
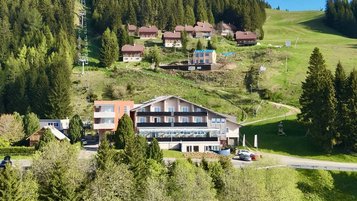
[130,96,240,152]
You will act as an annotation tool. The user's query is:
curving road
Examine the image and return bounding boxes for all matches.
[12,146,357,172]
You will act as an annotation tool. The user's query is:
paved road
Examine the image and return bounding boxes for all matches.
[12,147,357,172]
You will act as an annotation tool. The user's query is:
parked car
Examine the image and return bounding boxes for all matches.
[237,150,253,161]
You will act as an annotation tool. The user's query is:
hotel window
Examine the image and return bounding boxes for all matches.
[168,106,175,112]
[205,53,209,56]
[196,107,202,112]
[181,106,189,112]
[139,108,146,112]
[200,53,204,57]
[154,107,161,112]
[196,53,199,57]
[205,59,209,63]
[153,117,161,123]
[124,106,129,115]
[54,123,59,127]
[167,117,175,123]
[139,117,146,123]
[195,117,203,123]
[193,146,199,152]
[200,59,204,63]
[212,118,217,123]
[186,146,193,152]
[181,117,189,123]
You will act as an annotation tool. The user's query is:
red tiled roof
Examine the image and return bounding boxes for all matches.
[221,23,237,31]
[196,21,213,29]
[128,24,137,31]
[163,31,181,39]
[121,44,145,52]
[235,31,257,40]
[194,25,212,33]
[175,25,194,32]
[138,26,158,33]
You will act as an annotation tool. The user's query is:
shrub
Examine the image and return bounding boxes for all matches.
[0,147,36,156]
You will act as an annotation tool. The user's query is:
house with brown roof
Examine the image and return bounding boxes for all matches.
[162,31,182,48]
[27,126,70,147]
[121,44,145,62]
[174,25,194,37]
[194,21,213,39]
[235,31,257,46]
[217,22,237,37]
[127,24,137,36]
[138,26,158,39]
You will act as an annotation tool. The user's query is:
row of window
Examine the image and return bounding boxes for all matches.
[139,116,203,123]
[47,122,59,127]
[97,105,130,114]
[186,145,220,152]
[211,118,226,123]
[195,53,210,57]
[139,106,203,113]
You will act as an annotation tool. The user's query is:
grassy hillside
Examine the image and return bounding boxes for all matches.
[260,9,357,105]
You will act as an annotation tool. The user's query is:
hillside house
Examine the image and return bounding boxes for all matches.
[162,31,182,48]
[217,22,237,37]
[127,24,137,36]
[235,31,257,46]
[175,25,194,37]
[138,26,158,39]
[194,21,214,39]
[27,126,70,147]
[121,44,145,62]
[39,119,69,134]
[192,50,216,64]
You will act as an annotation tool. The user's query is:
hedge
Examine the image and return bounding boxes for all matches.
[0,147,36,156]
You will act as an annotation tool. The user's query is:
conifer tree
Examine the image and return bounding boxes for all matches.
[299,48,337,152]
[147,138,163,163]
[96,135,115,170]
[334,62,347,144]
[175,0,185,25]
[46,52,72,119]
[196,39,204,50]
[23,112,40,137]
[195,0,208,22]
[100,28,119,67]
[31,69,49,118]
[0,165,39,200]
[128,2,137,25]
[114,114,135,149]
[345,70,357,151]
[37,128,55,150]
[68,114,83,144]
[184,5,196,25]
[181,31,188,54]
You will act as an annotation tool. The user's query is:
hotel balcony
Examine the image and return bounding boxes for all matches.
[137,122,208,128]
[94,112,115,118]
[136,111,208,116]
[93,123,115,130]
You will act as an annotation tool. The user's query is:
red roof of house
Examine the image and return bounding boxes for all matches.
[235,31,257,40]
[163,31,181,39]
[194,25,212,33]
[221,22,237,31]
[121,44,145,52]
[196,21,213,29]
[128,24,137,31]
[175,25,194,32]
[138,26,158,34]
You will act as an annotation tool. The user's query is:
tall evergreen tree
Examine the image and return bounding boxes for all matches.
[334,62,348,144]
[195,0,208,22]
[46,52,72,119]
[196,39,204,50]
[114,114,135,149]
[68,114,83,144]
[147,138,163,163]
[344,70,357,151]
[96,135,115,170]
[299,48,337,152]
[100,28,119,67]
[23,112,40,137]
[184,5,196,25]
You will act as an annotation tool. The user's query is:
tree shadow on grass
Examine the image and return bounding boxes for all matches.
[347,44,357,49]
[298,15,348,37]
[331,171,357,199]
[241,119,324,156]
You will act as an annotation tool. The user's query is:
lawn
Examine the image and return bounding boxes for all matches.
[241,115,357,163]
[163,150,184,158]
[260,9,357,105]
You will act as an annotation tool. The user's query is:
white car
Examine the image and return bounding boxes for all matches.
[237,150,253,161]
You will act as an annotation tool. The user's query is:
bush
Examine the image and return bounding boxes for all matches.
[0,147,36,156]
